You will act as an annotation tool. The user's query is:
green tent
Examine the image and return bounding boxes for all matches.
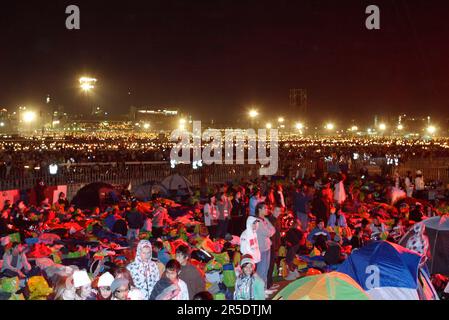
[273,272,370,300]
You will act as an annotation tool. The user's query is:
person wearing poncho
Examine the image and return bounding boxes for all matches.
[127,240,160,299]
[234,254,265,300]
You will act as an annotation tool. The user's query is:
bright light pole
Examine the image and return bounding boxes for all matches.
[295,122,304,130]
[179,118,186,131]
[79,76,97,115]
[427,125,436,135]
[378,123,387,135]
[21,110,36,135]
[22,111,36,123]
[248,109,259,127]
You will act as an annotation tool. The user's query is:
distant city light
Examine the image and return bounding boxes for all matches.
[0,122,4,127]
[397,124,404,130]
[295,122,304,130]
[427,125,436,134]
[248,109,258,118]
[379,123,387,131]
[143,123,150,129]
[351,126,358,131]
[179,118,186,130]
[325,123,335,130]
[52,120,60,125]
[22,111,36,123]
[79,76,97,92]
[266,122,272,129]
[278,117,284,123]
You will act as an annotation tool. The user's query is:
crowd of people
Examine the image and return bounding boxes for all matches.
[3,135,449,180]
[1,153,449,300]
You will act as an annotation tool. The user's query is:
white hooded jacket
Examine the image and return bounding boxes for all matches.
[239,216,261,263]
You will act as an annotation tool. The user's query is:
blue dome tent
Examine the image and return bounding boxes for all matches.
[337,241,438,300]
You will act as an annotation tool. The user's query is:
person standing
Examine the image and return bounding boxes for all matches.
[414,170,425,199]
[274,184,286,216]
[151,201,171,239]
[254,202,275,293]
[293,184,312,232]
[125,200,144,243]
[311,189,330,226]
[333,174,347,205]
[249,189,264,217]
[266,207,281,291]
[404,171,414,198]
[240,216,261,265]
[216,192,232,239]
[231,190,246,236]
[203,195,218,239]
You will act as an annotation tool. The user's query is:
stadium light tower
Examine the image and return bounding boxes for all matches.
[79,77,97,92]
[79,76,97,115]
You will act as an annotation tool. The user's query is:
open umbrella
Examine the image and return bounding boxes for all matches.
[273,272,370,300]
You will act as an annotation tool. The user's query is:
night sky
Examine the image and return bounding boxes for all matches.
[1,0,449,125]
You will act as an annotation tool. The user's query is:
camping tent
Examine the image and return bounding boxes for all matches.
[273,272,370,300]
[134,181,169,201]
[71,182,118,210]
[399,215,449,275]
[161,174,192,194]
[337,241,438,300]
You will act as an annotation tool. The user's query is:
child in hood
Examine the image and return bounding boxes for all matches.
[239,216,261,263]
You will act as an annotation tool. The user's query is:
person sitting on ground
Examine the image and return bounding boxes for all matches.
[1,243,32,278]
[112,267,145,300]
[324,235,346,266]
[111,278,130,300]
[350,228,364,250]
[175,244,206,300]
[193,291,214,300]
[150,259,189,300]
[95,271,114,300]
[126,240,160,300]
[307,219,331,245]
[327,205,347,228]
[73,270,96,300]
[153,240,171,266]
[409,203,424,223]
[234,254,265,300]
[368,215,387,240]
[388,218,405,242]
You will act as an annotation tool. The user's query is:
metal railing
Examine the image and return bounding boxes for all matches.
[0,162,262,191]
[3,157,449,192]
